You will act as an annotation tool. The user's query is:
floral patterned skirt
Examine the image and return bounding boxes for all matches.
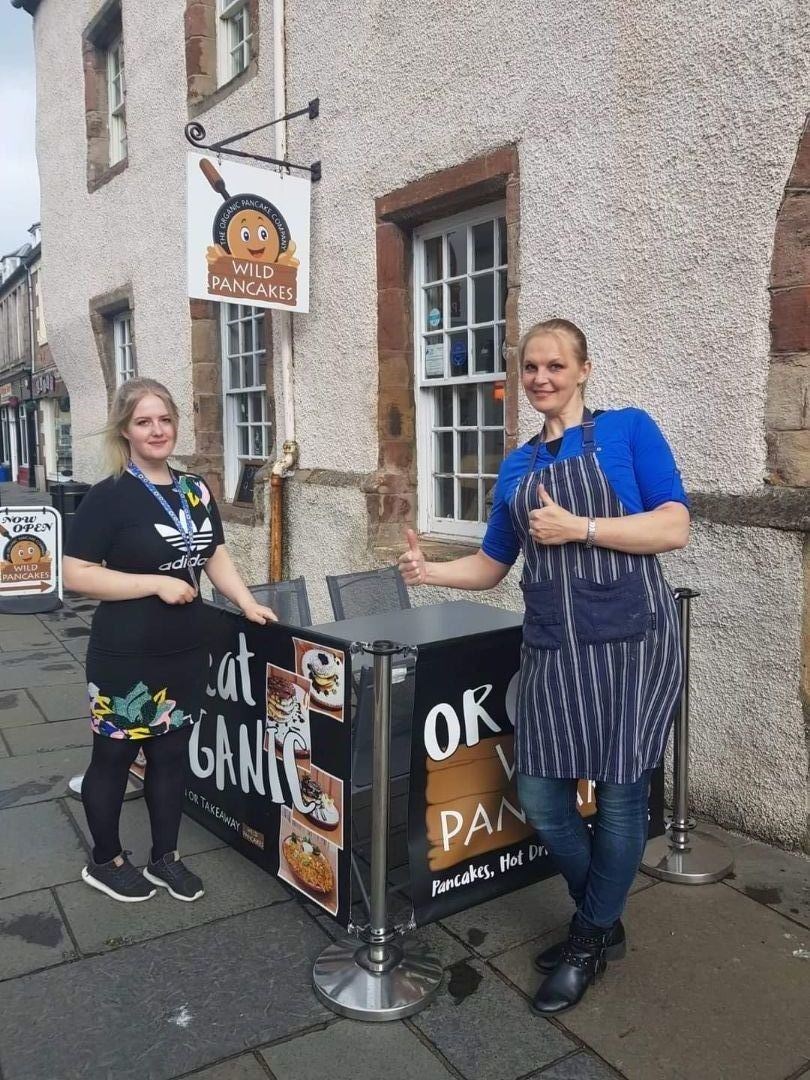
[86,646,206,740]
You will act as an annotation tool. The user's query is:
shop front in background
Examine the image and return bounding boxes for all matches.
[32,369,73,485]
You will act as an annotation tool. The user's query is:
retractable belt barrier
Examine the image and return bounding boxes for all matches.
[312,640,442,1021]
[641,588,734,884]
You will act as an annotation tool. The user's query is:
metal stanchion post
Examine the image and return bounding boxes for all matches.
[641,588,734,884]
[312,640,442,1020]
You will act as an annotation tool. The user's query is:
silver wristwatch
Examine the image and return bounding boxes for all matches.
[585,517,597,549]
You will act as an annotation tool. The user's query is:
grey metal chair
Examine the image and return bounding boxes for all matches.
[326,566,411,621]
[212,577,312,626]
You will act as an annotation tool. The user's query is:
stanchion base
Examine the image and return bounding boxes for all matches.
[313,937,442,1021]
[641,830,734,884]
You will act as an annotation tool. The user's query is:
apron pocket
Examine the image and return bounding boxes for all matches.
[521,579,562,650]
[571,569,652,645]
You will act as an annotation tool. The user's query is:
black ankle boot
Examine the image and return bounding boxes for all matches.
[534,918,626,974]
[530,923,611,1016]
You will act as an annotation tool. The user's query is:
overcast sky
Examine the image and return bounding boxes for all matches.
[0,4,40,257]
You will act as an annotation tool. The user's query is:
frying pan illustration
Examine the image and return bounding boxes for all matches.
[4,533,47,565]
[199,158,291,258]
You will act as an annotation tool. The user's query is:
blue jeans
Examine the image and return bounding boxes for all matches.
[516,770,653,929]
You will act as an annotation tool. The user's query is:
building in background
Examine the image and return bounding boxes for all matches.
[12,0,810,853]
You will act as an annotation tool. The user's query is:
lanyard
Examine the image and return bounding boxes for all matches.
[127,461,198,589]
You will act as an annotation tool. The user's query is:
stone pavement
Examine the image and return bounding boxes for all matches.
[0,595,808,1080]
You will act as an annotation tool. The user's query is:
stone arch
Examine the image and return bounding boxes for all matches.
[768,114,810,487]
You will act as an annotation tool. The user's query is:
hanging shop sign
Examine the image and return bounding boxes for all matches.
[187,152,311,313]
[32,371,59,398]
[0,506,62,605]
[406,630,665,926]
[0,384,12,405]
[184,607,352,924]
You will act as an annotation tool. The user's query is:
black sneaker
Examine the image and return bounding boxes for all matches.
[143,851,204,902]
[82,851,156,903]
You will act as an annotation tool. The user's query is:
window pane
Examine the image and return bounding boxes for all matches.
[423,334,444,379]
[424,285,443,332]
[473,274,494,325]
[483,384,504,426]
[472,221,494,270]
[483,477,497,521]
[473,327,496,373]
[255,314,265,349]
[252,426,263,456]
[435,476,453,518]
[483,430,504,474]
[229,356,240,389]
[435,386,453,427]
[458,431,478,473]
[238,426,249,454]
[459,478,478,521]
[498,217,507,266]
[250,394,263,422]
[243,318,254,354]
[458,384,477,427]
[496,323,507,370]
[237,397,249,422]
[424,236,442,282]
[228,321,239,356]
[434,431,453,474]
[498,269,507,320]
[448,331,468,376]
[448,281,467,328]
[447,229,466,277]
[258,355,266,386]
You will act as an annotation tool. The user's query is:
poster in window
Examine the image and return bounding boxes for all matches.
[187,152,311,313]
[234,461,261,505]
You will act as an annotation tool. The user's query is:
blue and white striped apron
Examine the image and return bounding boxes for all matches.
[510,410,682,784]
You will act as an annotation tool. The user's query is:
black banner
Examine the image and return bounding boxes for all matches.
[407,628,664,925]
[184,606,353,925]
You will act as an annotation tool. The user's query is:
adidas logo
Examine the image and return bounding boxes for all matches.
[154,518,212,553]
[158,553,210,572]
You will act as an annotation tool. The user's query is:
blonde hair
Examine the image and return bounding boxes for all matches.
[518,318,591,396]
[103,378,180,476]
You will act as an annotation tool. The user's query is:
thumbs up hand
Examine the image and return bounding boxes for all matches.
[398,528,427,586]
[528,484,586,546]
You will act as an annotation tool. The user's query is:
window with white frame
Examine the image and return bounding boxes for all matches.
[106,35,126,165]
[221,303,272,500]
[414,204,508,540]
[19,406,31,468]
[113,311,136,384]
[217,0,251,84]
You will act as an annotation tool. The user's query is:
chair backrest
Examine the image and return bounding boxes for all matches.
[212,576,312,626]
[326,566,411,622]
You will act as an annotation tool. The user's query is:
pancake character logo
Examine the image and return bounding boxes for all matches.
[200,158,300,307]
[0,527,53,588]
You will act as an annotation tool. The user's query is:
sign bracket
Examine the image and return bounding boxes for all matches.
[184,97,321,182]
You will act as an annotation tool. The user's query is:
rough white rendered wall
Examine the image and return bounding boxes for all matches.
[31,0,808,843]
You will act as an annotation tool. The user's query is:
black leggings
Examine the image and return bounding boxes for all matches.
[82,726,193,865]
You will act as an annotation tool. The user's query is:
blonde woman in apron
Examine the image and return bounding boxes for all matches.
[399,318,689,1014]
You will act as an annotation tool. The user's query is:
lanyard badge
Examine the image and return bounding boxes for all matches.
[127,462,199,589]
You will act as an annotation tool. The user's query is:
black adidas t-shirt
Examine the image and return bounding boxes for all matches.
[65,471,224,655]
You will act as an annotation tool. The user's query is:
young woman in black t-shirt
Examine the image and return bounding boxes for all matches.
[64,378,276,903]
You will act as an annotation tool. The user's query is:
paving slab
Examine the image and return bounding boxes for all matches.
[3,717,91,756]
[439,872,653,959]
[411,957,574,1080]
[0,648,84,690]
[0,747,90,809]
[492,883,810,1080]
[64,795,225,866]
[183,1054,268,1080]
[0,623,59,651]
[0,689,43,729]
[262,1018,456,1080]
[57,846,291,954]
[529,1053,623,1079]
[0,801,86,898]
[0,902,331,1080]
[0,614,48,633]
[0,887,77,979]
[0,735,7,758]
[62,637,89,662]
[27,681,89,722]
[723,838,810,930]
[36,619,90,643]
